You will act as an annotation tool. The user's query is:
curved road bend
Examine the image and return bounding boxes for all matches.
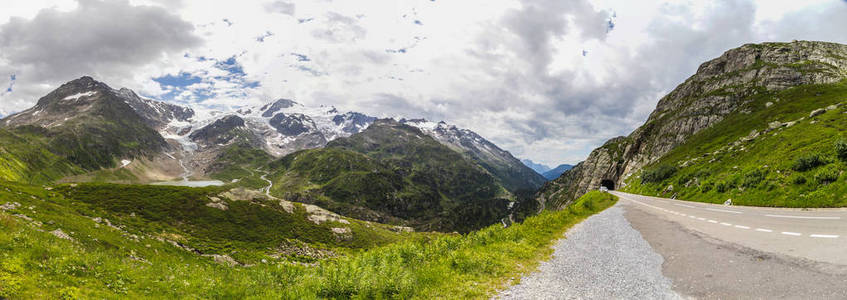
[613,191,847,266]
[498,191,847,299]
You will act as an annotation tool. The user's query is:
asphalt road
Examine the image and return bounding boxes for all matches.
[626,204,847,298]
[612,191,847,266]
[498,191,847,299]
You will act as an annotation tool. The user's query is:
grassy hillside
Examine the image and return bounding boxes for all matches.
[266,120,514,232]
[0,179,615,299]
[0,128,82,184]
[206,142,275,189]
[624,80,847,207]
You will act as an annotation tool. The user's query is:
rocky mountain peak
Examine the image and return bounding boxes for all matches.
[538,41,847,209]
[261,98,299,117]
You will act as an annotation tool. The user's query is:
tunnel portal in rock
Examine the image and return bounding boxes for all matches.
[600,179,615,190]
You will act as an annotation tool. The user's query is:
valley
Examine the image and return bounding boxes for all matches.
[3,35,847,299]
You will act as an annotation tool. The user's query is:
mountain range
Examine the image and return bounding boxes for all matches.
[521,159,574,180]
[0,76,544,232]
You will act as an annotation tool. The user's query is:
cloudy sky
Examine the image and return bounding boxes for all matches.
[1,0,845,166]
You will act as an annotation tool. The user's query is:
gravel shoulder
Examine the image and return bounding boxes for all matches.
[496,203,680,299]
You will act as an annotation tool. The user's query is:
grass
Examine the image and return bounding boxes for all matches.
[0,180,616,298]
[266,120,514,233]
[623,80,847,207]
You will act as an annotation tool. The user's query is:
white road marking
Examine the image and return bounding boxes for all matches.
[688,215,696,219]
[705,208,742,214]
[680,213,687,217]
[734,225,750,229]
[764,214,841,220]
[675,204,698,208]
[707,220,718,223]
[781,232,802,236]
[810,234,839,239]
[720,222,732,226]
[755,228,773,232]
[697,217,706,221]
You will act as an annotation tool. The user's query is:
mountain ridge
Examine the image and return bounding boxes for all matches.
[537,40,847,209]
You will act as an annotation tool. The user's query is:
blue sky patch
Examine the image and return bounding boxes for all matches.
[215,56,246,76]
[3,74,16,94]
[291,53,311,62]
[153,72,203,87]
[257,31,274,42]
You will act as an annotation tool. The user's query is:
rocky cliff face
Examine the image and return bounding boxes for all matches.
[538,41,847,209]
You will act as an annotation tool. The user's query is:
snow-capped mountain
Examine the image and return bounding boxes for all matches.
[2,76,545,191]
[399,119,547,191]
[118,88,545,190]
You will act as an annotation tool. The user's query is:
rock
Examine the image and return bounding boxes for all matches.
[331,227,353,241]
[765,102,773,108]
[203,254,240,267]
[305,204,350,224]
[724,199,732,206]
[0,202,21,211]
[390,226,415,233]
[665,185,673,192]
[275,201,294,213]
[331,227,351,234]
[206,202,228,210]
[810,109,825,118]
[768,121,784,129]
[50,228,73,241]
[827,104,839,110]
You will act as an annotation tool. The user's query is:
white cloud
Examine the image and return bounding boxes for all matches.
[1,0,846,166]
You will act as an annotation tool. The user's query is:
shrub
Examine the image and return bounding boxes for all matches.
[836,140,847,162]
[791,174,807,185]
[792,153,827,172]
[716,181,729,193]
[641,165,678,184]
[699,181,713,193]
[815,165,840,184]
[741,169,766,188]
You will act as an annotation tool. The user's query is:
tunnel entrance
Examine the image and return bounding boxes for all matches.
[600,179,615,191]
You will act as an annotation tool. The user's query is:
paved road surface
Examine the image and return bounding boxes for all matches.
[613,191,847,266]
[498,191,847,299]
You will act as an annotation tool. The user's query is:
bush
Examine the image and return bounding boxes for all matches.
[741,169,766,188]
[716,181,729,193]
[641,165,678,184]
[700,181,713,192]
[792,153,827,172]
[791,174,807,185]
[836,140,847,162]
[815,165,840,184]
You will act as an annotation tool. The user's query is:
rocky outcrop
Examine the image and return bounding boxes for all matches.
[538,41,847,209]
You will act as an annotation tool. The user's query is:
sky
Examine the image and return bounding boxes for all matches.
[0,0,846,167]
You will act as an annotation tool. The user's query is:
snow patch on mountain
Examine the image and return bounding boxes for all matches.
[63,91,97,101]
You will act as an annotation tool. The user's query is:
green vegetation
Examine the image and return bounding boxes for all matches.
[624,80,847,207]
[207,142,275,189]
[0,128,82,184]
[0,180,615,299]
[266,120,514,232]
[641,165,678,184]
[792,152,827,172]
[53,183,411,262]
